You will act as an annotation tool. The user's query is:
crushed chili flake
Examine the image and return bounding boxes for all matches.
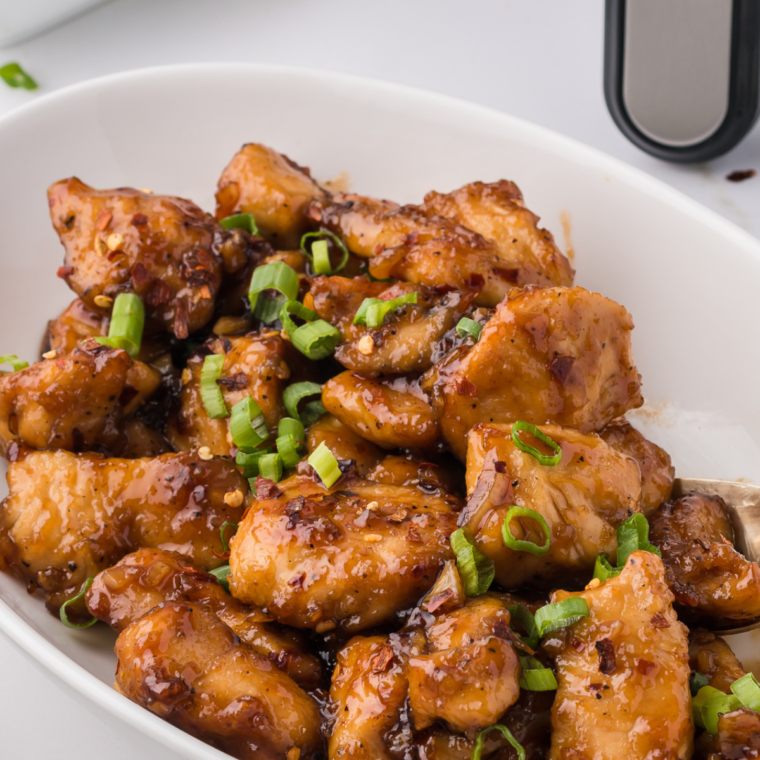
[493,267,520,283]
[549,355,575,385]
[131,262,151,288]
[56,266,74,279]
[216,372,248,391]
[145,279,173,307]
[636,658,656,676]
[595,638,617,675]
[650,612,671,628]
[455,377,478,396]
[587,682,603,692]
[425,588,455,612]
[494,460,507,474]
[726,169,756,182]
[131,213,149,226]
[96,209,113,231]
[370,643,394,673]
[406,525,423,543]
[255,476,283,500]
[465,273,485,291]
[288,572,305,589]
[173,300,189,340]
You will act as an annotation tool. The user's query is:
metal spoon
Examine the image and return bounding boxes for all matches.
[672,477,760,635]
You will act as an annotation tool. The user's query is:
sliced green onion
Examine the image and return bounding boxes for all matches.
[703,692,743,734]
[308,441,341,488]
[0,354,29,372]
[693,685,725,730]
[511,420,562,466]
[690,672,711,697]
[278,417,305,441]
[236,447,271,478]
[300,230,349,275]
[353,292,418,330]
[199,354,229,419]
[210,564,231,593]
[731,673,760,712]
[616,513,661,567]
[230,396,269,449]
[471,724,525,760]
[291,320,341,360]
[280,299,318,337]
[0,62,38,90]
[534,597,589,638]
[302,400,327,426]
[219,213,258,235]
[507,604,539,650]
[95,293,145,358]
[502,506,551,556]
[59,578,98,629]
[284,382,323,421]
[248,261,299,323]
[276,434,301,468]
[592,553,621,582]
[450,528,495,596]
[220,521,238,553]
[456,317,483,341]
[258,452,283,483]
[519,656,558,691]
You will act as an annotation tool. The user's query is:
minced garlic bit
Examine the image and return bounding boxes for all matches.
[224,489,244,508]
[363,533,383,543]
[93,294,114,309]
[95,237,108,256]
[181,368,192,386]
[358,334,375,355]
[137,187,153,194]
[106,233,124,251]
[42,349,57,360]
[315,620,336,634]
[280,329,291,342]
[366,501,379,511]
[197,446,213,461]
[585,577,601,590]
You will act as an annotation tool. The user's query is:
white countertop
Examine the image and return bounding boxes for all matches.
[0,1,758,757]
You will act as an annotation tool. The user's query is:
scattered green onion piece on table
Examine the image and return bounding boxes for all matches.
[248,261,299,323]
[229,396,269,449]
[0,354,29,372]
[511,420,562,466]
[502,506,551,556]
[507,604,539,650]
[59,578,98,629]
[291,319,341,360]
[284,382,323,421]
[364,292,418,330]
[278,417,305,442]
[219,521,238,553]
[199,354,229,419]
[519,656,558,691]
[0,62,37,90]
[276,433,301,468]
[236,447,271,478]
[731,673,760,712]
[300,230,349,274]
[280,299,318,337]
[534,597,590,638]
[592,553,621,582]
[219,213,258,235]
[308,441,341,488]
[616,513,661,567]
[471,724,525,760]
[258,453,283,483]
[456,317,483,341]
[94,293,145,358]
[690,672,711,697]
[450,528,495,596]
[210,565,231,593]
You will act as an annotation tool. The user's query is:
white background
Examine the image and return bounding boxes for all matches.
[0,1,758,757]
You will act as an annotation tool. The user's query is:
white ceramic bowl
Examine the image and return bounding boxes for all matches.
[1,63,759,757]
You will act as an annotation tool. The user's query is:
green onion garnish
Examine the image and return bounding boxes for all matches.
[534,597,590,638]
[353,292,418,330]
[616,513,661,567]
[248,261,299,324]
[507,604,540,650]
[94,293,145,358]
[501,506,551,556]
[279,299,341,360]
[210,564,231,593]
[300,230,349,275]
[258,452,283,483]
[219,213,258,235]
[450,528,495,597]
[456,317,483,341]
[302,400,327,426]
[59,578,98,629]
[199,354,229,419]
[236,447,271,478]
[690,672,710,696]
[511,421,562,466]
[308,441,341,488]
[519,656,558,691]
[220,521,238,553]
[278,417,305,441]
[283,382,323,421]
[696,686,742,734]
[280,299,318,336]
[229,396,269,449]
[0,62,37,90]
[276,417,305,469]
[592,553,619,582]
[471,724,525,760]
[0,354,29,372]
[731,673,760,712]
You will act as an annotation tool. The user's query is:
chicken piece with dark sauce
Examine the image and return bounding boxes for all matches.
[305,413,385,476]
[689,631,747,694]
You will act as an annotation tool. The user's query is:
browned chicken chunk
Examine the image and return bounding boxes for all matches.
[545,551,693,760]
[697,708,760,760]
[115,602,323,760]
[86,549,321,688]
[229,473,461,632]
[650,491,760,622]
[0,449,248,610]
[689,631,747,694]
[423,286,643,460]
[306,413,384,476]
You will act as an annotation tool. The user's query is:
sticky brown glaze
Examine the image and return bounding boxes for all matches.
[422,286,643,461]
[305,414,385,476]
[545,551,693,760]
[48,178,225,338]
[462,422,642,588]
[650,492,760,622]
[115,602,323,760]
[322,372,440,450]
[367,453,464,496]
[0,340,160,455]
[105,418,173,459]
[697,708,760,760]
[422,180,574,288]
[689,632,746,694]
[167,333,289,456]
[599,418,674,515]
[0,449,248,611]
[229,473,462,632]
[86,549,321,688]
[215,143,327,248]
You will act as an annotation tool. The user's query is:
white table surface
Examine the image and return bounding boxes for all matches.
[1,0,758,757]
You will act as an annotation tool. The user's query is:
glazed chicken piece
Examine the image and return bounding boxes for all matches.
[650,491,760,622]
[0,449,248,611]
[599,418,674,515]
[697,708,760,760]
[689,632,747,694]
[86,549,321,688]
[229,473,462,632]
[422,180,574,288]
[305,276,475,376]
[545,551,693,760]
[48,178,231,338]
[0,340,160,455]
[367,453,464,496]
[306,413,384,476]
[167,333,289,456]
[322,372,440,450]
[461,422,642,588]
[115,602,323,760]
[216,143,327,248]
[422,286,643,461]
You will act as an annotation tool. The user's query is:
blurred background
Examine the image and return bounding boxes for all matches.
[0,1,758,757]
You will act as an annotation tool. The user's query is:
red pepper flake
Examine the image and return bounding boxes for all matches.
[131,213,149,226]
[432,284,457,296]
[465,273,485,291]
[493,267,520,283]
[404,231,419,246]
[549,355,575,385]
[211,548,231,560]
[570,637,586,653]
[145,279,173,307]
[425,588,455,612]
[595,638,617,675]
[173,300,189,340]
[494,460,507,474]
[216,372,248,391]
[587,682,602,692]
[636,658,656,676]
[57,266,74,279]
[255,476,283,500]
[119,385,139,408]
[287,572,305,589]
[726,169,756,182]
[455,377,478,396]
[406,525,423,543]
[96,209,113,231]
[650,612,671,628]
[131,262,151,288]
[370,643,394,673]
[374,243,386,255]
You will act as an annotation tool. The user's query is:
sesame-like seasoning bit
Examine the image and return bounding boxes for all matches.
[224,489,244,508]
[358,335,375,355]
[106,233,124,251]
[366,501,379,511]
[585,577,601,590]
[137,187,154,194]
[197,446,213,461]
[280,329,291,342]
[181,368,192,386]
[287,747,301,760]
[363,533,383,543]
[388,508,408,523]
[42,349,57,360]
[93,294,114,309]
[315,620,336,634]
